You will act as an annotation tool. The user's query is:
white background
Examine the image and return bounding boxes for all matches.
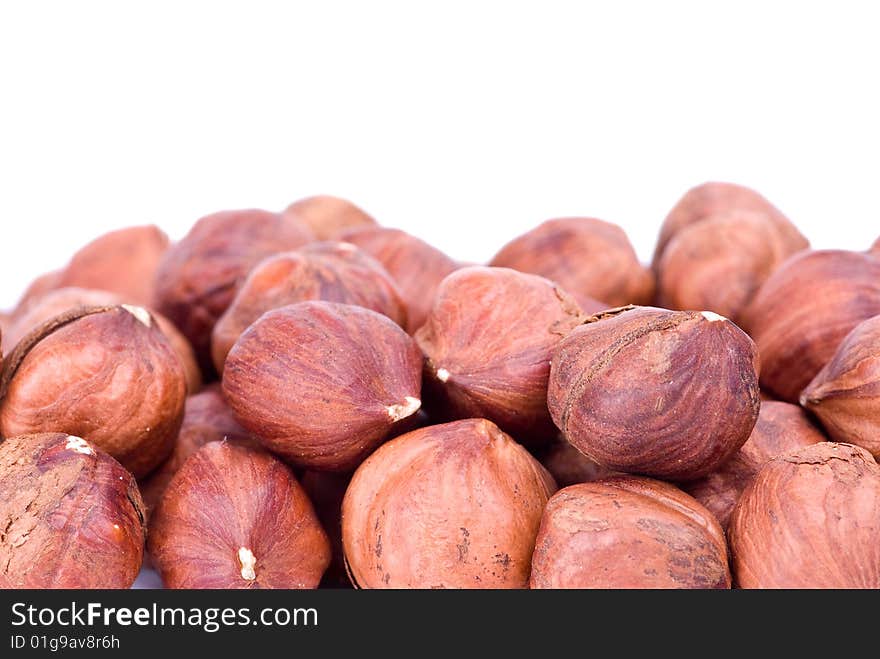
[1,1,878,309]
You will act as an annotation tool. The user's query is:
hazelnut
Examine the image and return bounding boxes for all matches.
[341,418,556,589]
[656,210,808,321]
[490,217,651,309]
[682,401,825,528]
[223,301,423,471]
[283,195,377,240]
[871,236,880,255]
[801,314,880,457]
[729,442,880,588]
[741,250,880,402]
[148,441,330,589]
[538,438,618,488]
[530,476,730,589]
[0,305,187,478]
[338,227,460,333]
[0,433,146,588]
[12,270,63,317]
[548,305,760,480]
[211,242,407,373]
[416,266,585,445]
[301,470,352,588]
[153,209,313,372]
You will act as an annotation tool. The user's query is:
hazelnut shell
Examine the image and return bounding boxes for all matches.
[283,195,377,240]
[538,438,618,489]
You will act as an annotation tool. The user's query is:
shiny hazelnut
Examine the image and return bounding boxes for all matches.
[283,195,377,240]
[416,266,585,445]
[0,305,187,478]
[153,209,313,372]
[656,210,808,321]
[342,418,556,589]
[211,242,407,372]
[801,315,880,457]
[683,401,825,528]
[538,438,618,488]
[548,305,760,480]
[0,433,145,588]
[530,476,730,589]
[223,301,423,471]
[338,227,460,333]
[490,217,651,309]
[301,470,352,588]
[149,441,330,589]
[729,442,880,588]
[741,250,880,403]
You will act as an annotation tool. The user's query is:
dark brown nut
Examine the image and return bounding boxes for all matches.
[338,227,460,333]
[342,418,556,589]
[654,181,803,266]
[0,433,146,589]
[211,242,407,373]
[741,250,880,403]
[301,470,352,588]
[148,441,330,589]
[416,266,585,445]
[682,401,825,528]
[548,306,760,480]
[729,442,880,588]
[55,225,170,307]
[801,315,880,457]
[223,301,423,471]
[153,209,313,372]
[538,438,618,488]
[490,217,651,309]
[530,476,730,589]
[0,305,187,478]
[656,210,808,321]
[283,195,377,240]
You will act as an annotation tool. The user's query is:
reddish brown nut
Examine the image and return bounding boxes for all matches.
[211,242,407,373]
[656,210,808,321]
[339,227,460,333]
[223,301,422,471]
[283,195,377,240]
[12,270,62,317]
[548,306,760,480]
[490,217,651,309]
[801,315,880,457]
[729,442,880,588]
[538,438,618,488]
[342,419,556,589]
[149,442,330,589]
[530,476,730,589]
[0,433,145,588]
[741,250,880,403]
[153,209,313,372]
[0,305,187,478]
[871,236,880,255]
[301,470,352,588]
[416,266,585,445]
[682,401,825,528]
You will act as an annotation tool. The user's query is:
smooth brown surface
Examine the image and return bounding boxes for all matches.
[548,306,760,480]
[211,242,407,372]
[683,401,825,527]
[490,217,651,309]
[741,250,880,402]
[539,439,618,488]
[801,315,880,457]
[729,442,880,588]
[0,306,187,478]
[283,195,376,240]
[416,266,585,445]
[530,476,730,589]
[149,442,330,589]
[342,419,556,589]
[223,301,423,471]
[0,433,145,589]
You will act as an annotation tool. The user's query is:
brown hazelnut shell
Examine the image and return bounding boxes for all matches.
[149,441,330,589]
[729,442,880,588]
[548,305,760,480]
[741,249,880,403]
[530,476,730,589]
[341,418,556,589]
[0,305,187,478]
[12,270,63,317]
[538,438,618,488]
[283,195,377,240]
[0,433,146,589]
[490,217,652,309]
[223,301,423,471]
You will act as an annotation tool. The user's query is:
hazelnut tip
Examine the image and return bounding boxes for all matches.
[436,367,451,383]
[700,310,727,322]
[386,396,422,422]
[238,547,257,581]
[65,436,95,456]
[121,304,153,327]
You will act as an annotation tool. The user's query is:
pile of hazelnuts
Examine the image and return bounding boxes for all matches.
[2,184,880,590]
